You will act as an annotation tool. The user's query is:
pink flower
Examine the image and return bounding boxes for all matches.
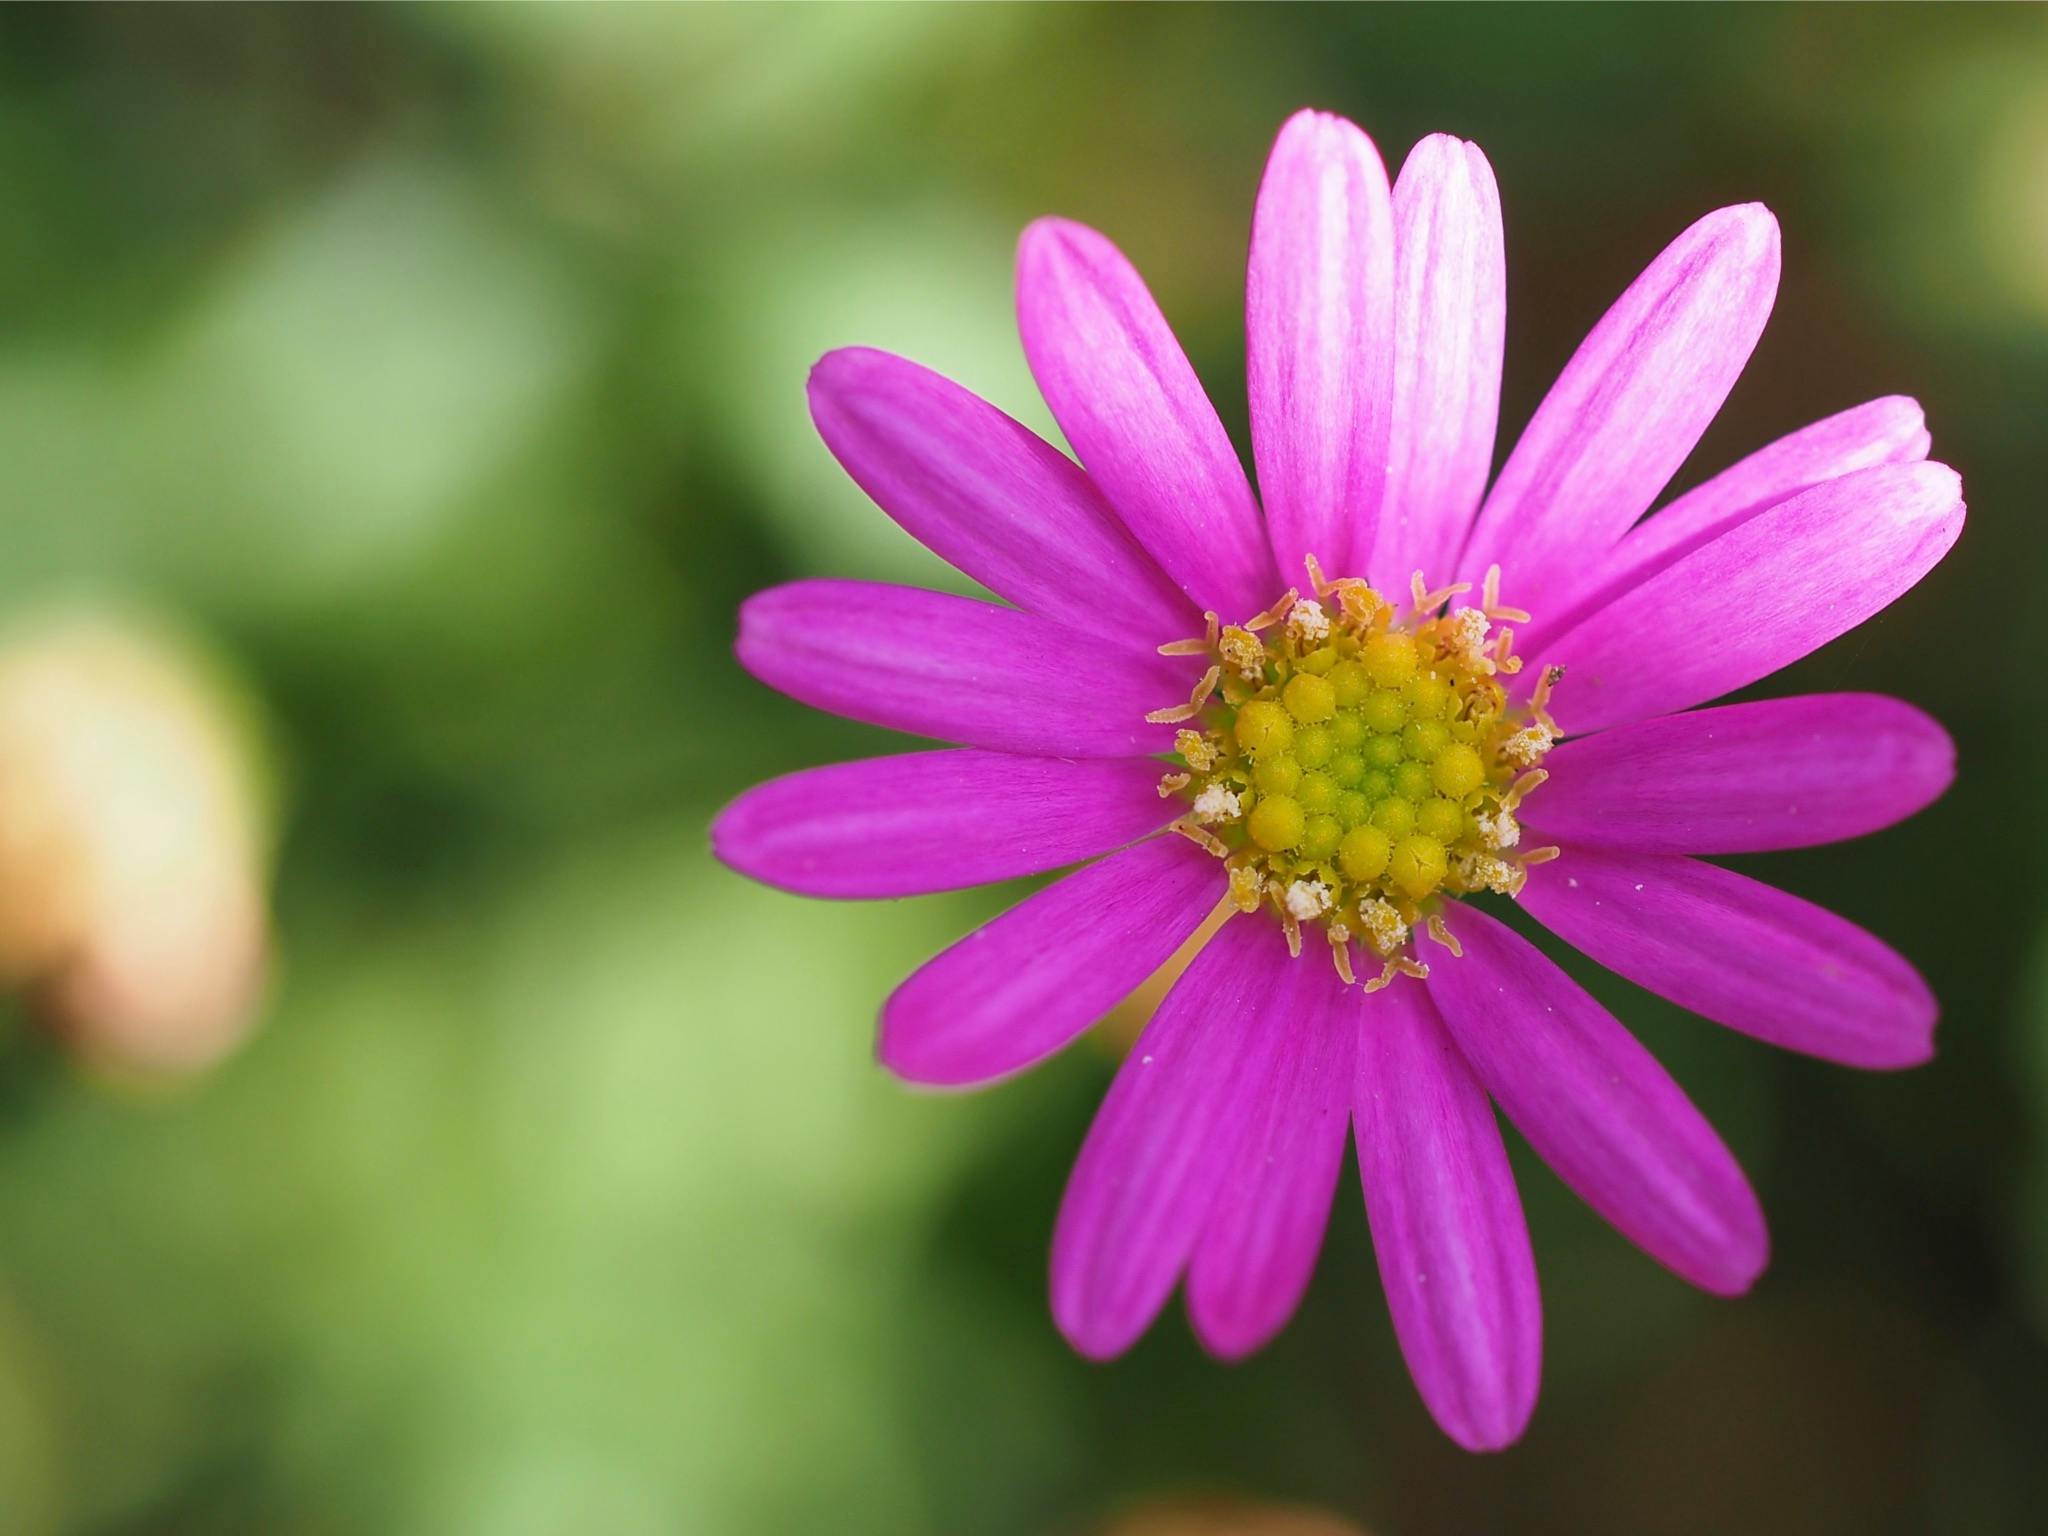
[712,109,1963,1451]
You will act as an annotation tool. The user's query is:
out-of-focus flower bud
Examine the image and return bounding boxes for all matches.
[1097,1498,1370,1536]
[0,610,275,1076]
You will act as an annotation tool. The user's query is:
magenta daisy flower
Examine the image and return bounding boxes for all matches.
[712,108,1963,1450]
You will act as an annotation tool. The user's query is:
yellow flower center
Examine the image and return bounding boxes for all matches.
[1150,565,1561,990]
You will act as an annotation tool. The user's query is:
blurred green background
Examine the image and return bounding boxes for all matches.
[0,4,2044,1533]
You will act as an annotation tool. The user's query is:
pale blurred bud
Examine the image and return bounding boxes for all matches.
[1098,1499,1369,1536]
[0,611,274,1076]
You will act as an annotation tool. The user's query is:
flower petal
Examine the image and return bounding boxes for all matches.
[1460,205,1781,613]
[1247,109,1395,584]
[737,579,1194,758]
[1018,218,1277,619]
[1364,134,1506,596]
[1355,981,1541,1452]
[1424,904,1769,1295]
[1522,396,1931,653]
[1536,460,1964,733]
[1051,916,1302,1358]
[808,347,1198,643]
[1184,944,1354,1359]
[879,836,1223,1088]
[1519,847,1936,1069]
[711,750,1174,899]
[1525,693,1955,854]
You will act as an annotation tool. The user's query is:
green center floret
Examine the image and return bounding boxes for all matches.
[1159,572,1560,987]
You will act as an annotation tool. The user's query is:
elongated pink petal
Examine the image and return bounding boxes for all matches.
[737,579,1193,758]
[1018,218,1278,619]
[1537,460,1964,733]
[1424,904,1769,1295]
[1355,981,1541,1452]
[1460,206,1781,612]
[1365,134,1505,595]
[711,750,1173,899]
[808,347,1197,643]
[1052,916,1304,1358]
[1526,693,1955,854]
[1247,109,1395,584]
[880,836,1223,1088]
[1184,944,1354,1359]
[1520,848,1936,1069]
[1522,396,1931,652]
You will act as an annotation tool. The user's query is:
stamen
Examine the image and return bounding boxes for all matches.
[1411,572,1473,614]
[1502,768,1548,811]
[1174,729,1219,773]
[1278,901,1304,958]
[1156,771,1192,798]
[1245,588,1300,632]
[1491,627,1524,675]
[1327,921,1357,985]
[1219,627,1266,680]
[1158,611,1222,656]
[1362,954,1431,994]
[1144,663,1223,724]
[1480,564,1533,624]
[1303,553,1335,599]
[1426,912,1464,958]
[1171,819,1232,858]
[1335,582,1384,627]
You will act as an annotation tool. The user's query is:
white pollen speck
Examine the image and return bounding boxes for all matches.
[1286,598,1331,644]
[1358,897,1409,955]
[1455,852,1518,896]
[1634,883,1644,892]
[1500,723,1558,767]
[1141,1054,1154,1065]
[1444,606,1491,660]
[1192,783,1241,823]
[1283,879,1333,921]
[1567,877,1579,888]
[1474,809,1521,850]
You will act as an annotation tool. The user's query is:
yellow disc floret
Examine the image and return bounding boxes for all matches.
[1235,700,1294,758]
[1337,824,1391,881]
[1156,567,1561,988]
[1247,795,1305,852]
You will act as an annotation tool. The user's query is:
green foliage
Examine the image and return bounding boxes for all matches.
[0,5,2042,1533]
